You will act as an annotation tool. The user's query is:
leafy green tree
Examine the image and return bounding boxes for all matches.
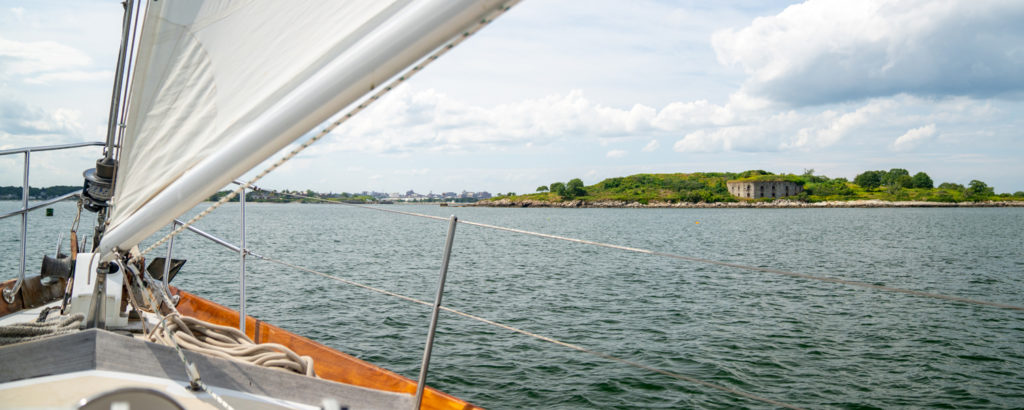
[549,182,566,196]
[939,182,965,191]
[565,178,586,198]
[910,172,933,188]
[967,180,994,200]
[881,168,909,186]
[536,185,548,192]
[895,174,913,188]
[1013,191,1024,198]
[854,170,883,189]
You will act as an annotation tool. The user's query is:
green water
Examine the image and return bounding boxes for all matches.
[3,202,1023,408]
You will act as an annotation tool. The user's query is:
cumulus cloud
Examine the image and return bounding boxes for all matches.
[606,149,626,158]
[651,99,734,129]
[0,37,90,74]
[0,99,83,137]
[712,0,1024,105]
[671,95,1001,154]
[674,124,776,153]
[892,124,937,151]
[324,84,1003,160]
[783,99,895,150]
[327,87,739,155]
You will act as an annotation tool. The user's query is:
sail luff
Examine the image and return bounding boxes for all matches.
[100,0,510,256]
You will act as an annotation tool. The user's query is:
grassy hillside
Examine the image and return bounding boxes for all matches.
[486,170,1022,204]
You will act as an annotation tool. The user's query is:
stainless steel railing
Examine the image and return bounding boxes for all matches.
[164,179,255,331]
[1,141,105,303]
[161,198,459,409]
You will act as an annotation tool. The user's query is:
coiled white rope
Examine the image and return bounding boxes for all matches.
[124,261,311,409]
[147,314,316,377]
[0,312,84,346]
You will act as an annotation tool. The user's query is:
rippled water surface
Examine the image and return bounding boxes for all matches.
[4,201,1024,408]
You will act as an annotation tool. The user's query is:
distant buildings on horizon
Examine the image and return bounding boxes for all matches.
[360,190,492,202]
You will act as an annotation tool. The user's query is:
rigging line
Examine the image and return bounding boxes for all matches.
[125,262,235,410]
[256,254,802,410]
[137,1,521,259]
[269,191,1024,312]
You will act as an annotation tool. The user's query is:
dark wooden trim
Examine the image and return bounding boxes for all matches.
[170,288,482,410]
[0,275,66,317]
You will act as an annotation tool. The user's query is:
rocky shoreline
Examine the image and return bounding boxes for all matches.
[471,198,1024,208]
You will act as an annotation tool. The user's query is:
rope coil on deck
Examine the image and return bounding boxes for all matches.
[125,261,316,377]
[0,312,84,346]
[147,314,316,377]
[120,259,312,410]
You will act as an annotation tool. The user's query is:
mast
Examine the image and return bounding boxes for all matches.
[83,0,136,247]
[103,0,135,162]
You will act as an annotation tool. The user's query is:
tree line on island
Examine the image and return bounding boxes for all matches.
[487,169,1023,204]
[4,169,1019,205]
[0,185,82,200]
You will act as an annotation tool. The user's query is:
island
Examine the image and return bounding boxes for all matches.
[472,169,1024,208]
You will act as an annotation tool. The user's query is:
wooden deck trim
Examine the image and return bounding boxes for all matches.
[0,275,66,318]
[170,287,480,410]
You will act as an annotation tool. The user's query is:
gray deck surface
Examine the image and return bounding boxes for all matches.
[0,328,412,408]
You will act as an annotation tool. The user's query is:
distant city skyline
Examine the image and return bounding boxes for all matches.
[2,1,1023,194]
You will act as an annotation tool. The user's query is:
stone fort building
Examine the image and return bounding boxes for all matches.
[727,180,803,199]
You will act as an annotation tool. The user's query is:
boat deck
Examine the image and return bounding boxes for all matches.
[0,327,413,409]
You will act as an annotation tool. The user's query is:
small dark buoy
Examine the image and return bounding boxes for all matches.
[45,208,54,217]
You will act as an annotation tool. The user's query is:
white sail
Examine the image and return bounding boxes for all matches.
[101,0,511,255]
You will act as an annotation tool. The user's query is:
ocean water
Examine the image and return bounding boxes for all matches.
[3,201,1023,408]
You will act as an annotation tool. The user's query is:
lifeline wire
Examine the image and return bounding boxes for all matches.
[257,254,802,410]
[126,262,236,410]
[137,1,521,259]
[266,191,1024,312]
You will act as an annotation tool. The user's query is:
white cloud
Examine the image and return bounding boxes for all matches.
[652,99,734,129]
[892,124,937,151]
[24,70,111,85]
[0,99,84,138]
[324,84,1008,162]
[712,0,1024,105]
[0,37,92,78]
[784,99,895,150]
[327,87,744,155]
[606,149,626,158]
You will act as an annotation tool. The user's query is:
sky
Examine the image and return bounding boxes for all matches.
[1,0,1023,195]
